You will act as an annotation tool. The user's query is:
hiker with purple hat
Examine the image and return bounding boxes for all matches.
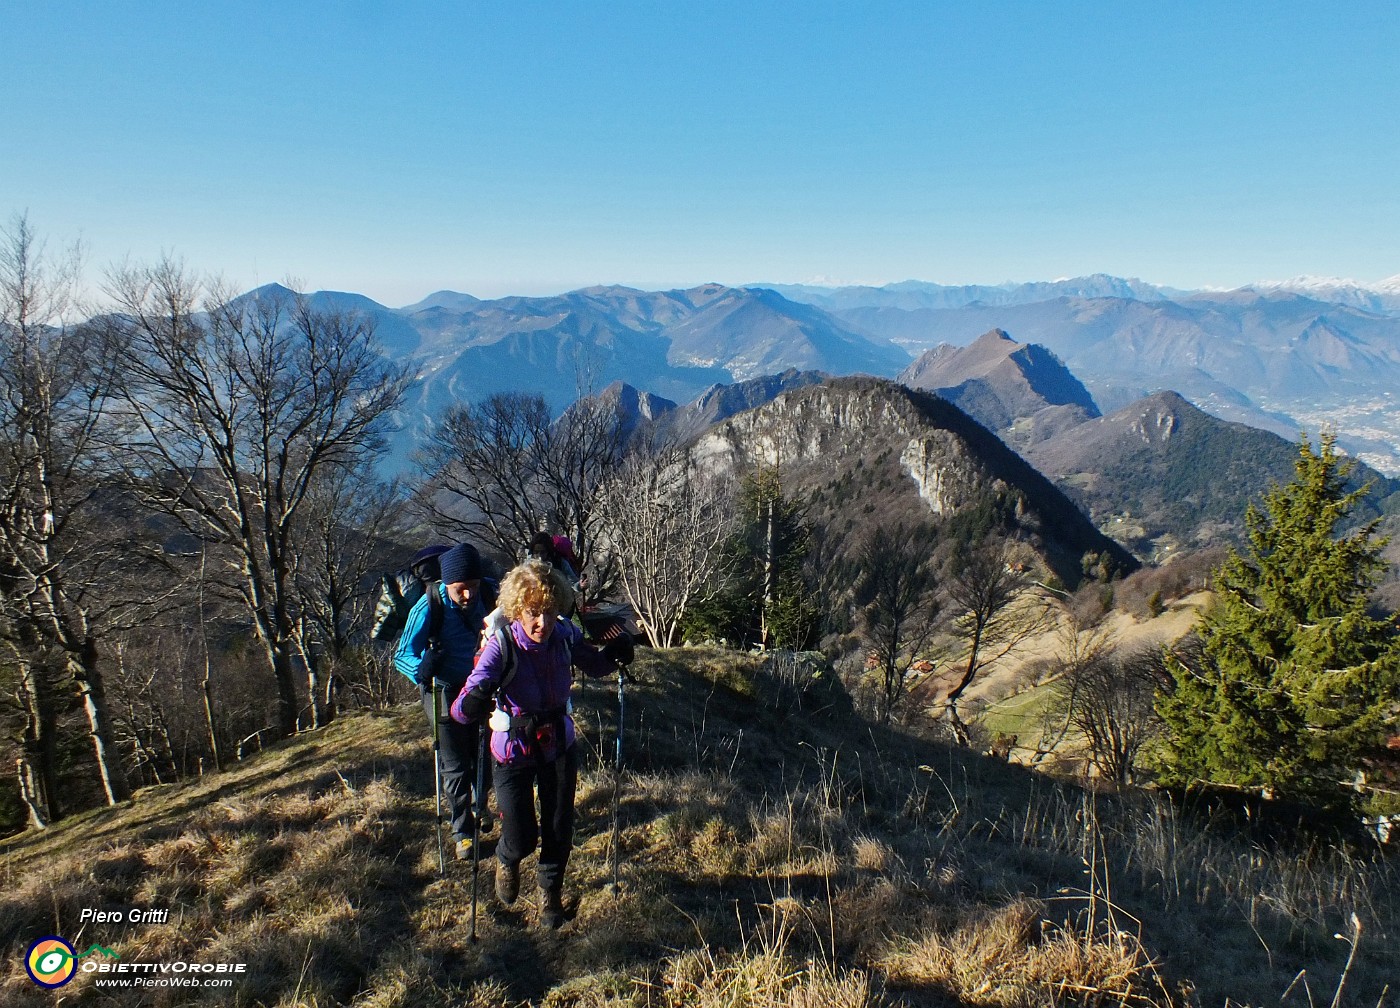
[394,542,496,860]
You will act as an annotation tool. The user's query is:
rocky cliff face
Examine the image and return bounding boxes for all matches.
[1126,398,1180,446]
[695,382,984,513]
[899,431,987,515]
[692,377,1137,585]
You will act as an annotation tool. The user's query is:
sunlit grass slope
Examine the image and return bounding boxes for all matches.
[3,647,1395,1006]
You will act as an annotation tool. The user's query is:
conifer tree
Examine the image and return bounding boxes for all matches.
[682,470,820,650]
[1155,435,1400,810]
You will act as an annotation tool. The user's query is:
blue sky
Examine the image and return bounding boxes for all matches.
[5,1,1398,306]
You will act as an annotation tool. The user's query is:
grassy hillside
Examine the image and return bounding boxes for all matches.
[3,647,1395,1007]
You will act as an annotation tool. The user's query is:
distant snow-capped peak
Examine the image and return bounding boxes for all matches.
[1252,275,1364,291]
[1251,274,1398,294]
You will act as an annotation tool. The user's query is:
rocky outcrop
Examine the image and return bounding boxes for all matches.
[693,377,1138,586]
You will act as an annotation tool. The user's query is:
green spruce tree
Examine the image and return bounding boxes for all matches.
[1156,435,1400,811]
[683,470,819,650]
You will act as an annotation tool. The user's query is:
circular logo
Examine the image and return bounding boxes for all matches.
[26,936,77,988]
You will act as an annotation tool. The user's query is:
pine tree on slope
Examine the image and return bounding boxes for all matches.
[1155,435,1400,811]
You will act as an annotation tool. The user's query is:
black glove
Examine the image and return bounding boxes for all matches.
[602,635,635,667]
[456,690,490,723]
[414,646,440,689]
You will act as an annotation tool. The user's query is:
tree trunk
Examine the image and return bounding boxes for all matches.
[297,628,327,729]
[944,642,982,746]
[69,636,132,804]
[322,670,337,725]
[151,702,177,784]
[202,674,223,773]
[17,757,48,829]
[948,708,972,747]
[761,495,777,650]
[198,546,223,772]
[250,611,301,738]
[131,726,165,786]
[275,648,300,736]
[881,654,901,725]
[16,657,59,823]
[254,572,301,738]
[306,662,324,730]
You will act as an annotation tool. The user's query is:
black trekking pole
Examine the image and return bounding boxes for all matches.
[608,666,625,896]
[430,681,446,877]
[469,721,489,943]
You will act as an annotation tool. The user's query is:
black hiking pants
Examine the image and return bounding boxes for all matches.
[493,744,579,893]
[421,686,489,842]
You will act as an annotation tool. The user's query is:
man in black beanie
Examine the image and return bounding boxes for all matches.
[394,542,493,858]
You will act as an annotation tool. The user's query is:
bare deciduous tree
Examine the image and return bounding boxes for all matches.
[290,464,399,727]
[853,523,940,724]
[541,392,633,578]
[1058,645,1169,786]
[106,266,412,739]
[0,214,133,814]
[941,535,1055,745]
[418,392,554,558]
[1031,601,1117,767]
[417,390,629,591]
[597,448,734,648]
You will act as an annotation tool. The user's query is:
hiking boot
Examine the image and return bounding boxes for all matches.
[455,837,473,861]
[495,862,519,906]
[541,886,565,930]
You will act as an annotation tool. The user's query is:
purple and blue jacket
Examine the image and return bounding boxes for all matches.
[450,618,614,766]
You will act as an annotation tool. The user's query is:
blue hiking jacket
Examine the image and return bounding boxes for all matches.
[392,583,486,687]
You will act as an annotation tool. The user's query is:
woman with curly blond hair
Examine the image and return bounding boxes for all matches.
[451,558,633,929]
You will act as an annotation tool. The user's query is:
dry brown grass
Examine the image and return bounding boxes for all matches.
[879,899,1174,1007]
[644,916,882,1008]
[1,648,1395,1007]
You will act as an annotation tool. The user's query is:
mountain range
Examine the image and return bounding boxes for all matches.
[766,274,1400,315]
[823,289,1400,474]
[763,274,1190,312]
[343,273,1400,476]
[232,275,1400,556]
[361,283,900,418]
[598,333,1398,563]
